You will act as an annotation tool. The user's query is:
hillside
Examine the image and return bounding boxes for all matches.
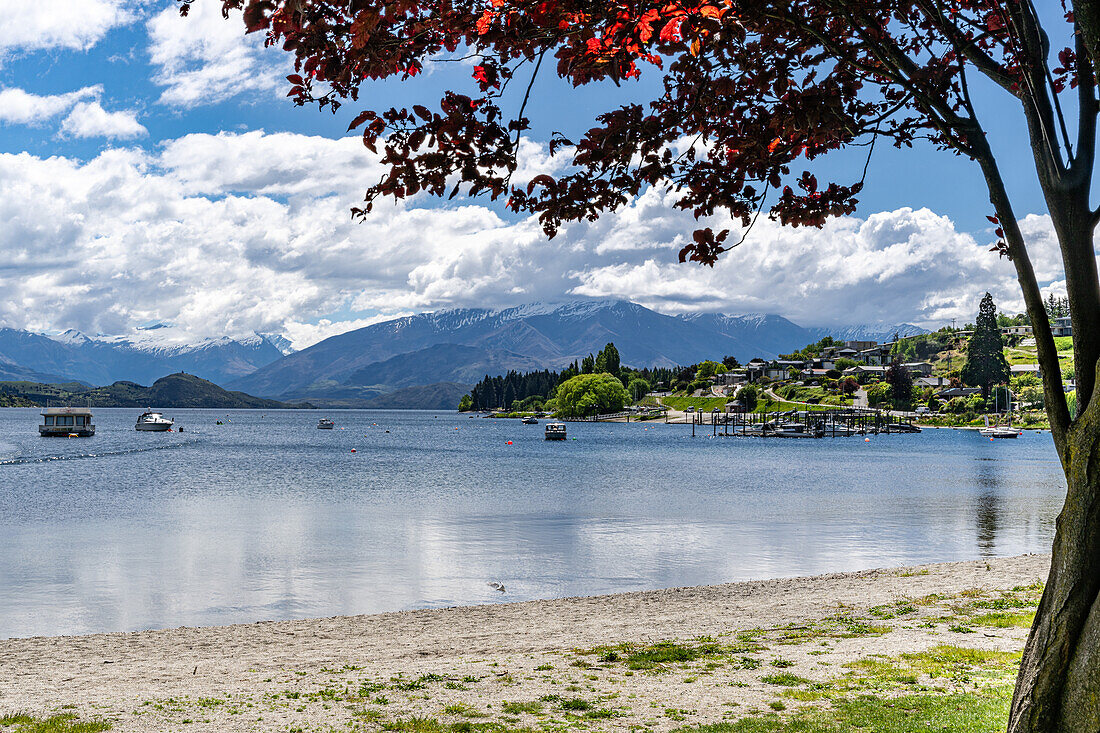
[231,300,928,403]
[0,373,309,409]
[0,327,288,387]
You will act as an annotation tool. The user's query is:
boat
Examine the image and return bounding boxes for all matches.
[979,415,1019,439]
[545,423,567,440]
[317,418,336,429]
[522,416,539,424]
[979,426,1019,438]
[887,422,921,433]
[39,407,95,437]
[135,410,174,432]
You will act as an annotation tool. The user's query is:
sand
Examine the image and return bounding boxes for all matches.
[0,554,1051,731]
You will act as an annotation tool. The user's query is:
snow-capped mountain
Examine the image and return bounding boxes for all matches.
[230,300,928,403]
[0,327,291,386]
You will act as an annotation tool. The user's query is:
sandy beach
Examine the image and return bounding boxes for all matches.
[1,554,1050,731]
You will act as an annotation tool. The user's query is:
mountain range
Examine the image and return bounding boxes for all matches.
[228,301,926,407]
[0,325,289,387]
[0,301,926,409]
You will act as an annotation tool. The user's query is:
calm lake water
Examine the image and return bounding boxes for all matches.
[0,408,1066,639]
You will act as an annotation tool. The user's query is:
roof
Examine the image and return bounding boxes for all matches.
[42,406,93,415]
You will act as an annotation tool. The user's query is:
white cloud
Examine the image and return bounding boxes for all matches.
[0,86,102,125]
[0,0,136,56]
[147,2,281,107]
[0,130,1075,349]
[59,101,147,139]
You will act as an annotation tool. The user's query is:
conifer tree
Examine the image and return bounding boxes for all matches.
[962,293,1011,399]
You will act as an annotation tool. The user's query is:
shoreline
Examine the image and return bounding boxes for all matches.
[0,554,1051,731]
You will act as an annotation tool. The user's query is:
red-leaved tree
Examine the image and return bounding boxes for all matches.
[188,1,1100,729]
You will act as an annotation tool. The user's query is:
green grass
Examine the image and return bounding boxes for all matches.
[971,611,1034,629]
[673,687,1010,732]
[499,702,542,715]
[0,714,111,733]
[660,395,729,412]
[760,673,812,687]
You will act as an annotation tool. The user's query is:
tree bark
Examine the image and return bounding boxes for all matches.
[1010,384,1100,732]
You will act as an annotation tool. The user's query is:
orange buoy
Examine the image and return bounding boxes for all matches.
[506,440,513,445]
[351,448,357,453]
[864,437,870,442]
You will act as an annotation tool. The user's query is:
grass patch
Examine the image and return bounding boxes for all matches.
[499,702,542,715]
[0,714,111,733]
[760,673,812,687]
[971,611,1034,629]
[382,718,534,732]
[584,637,761,671]
[674,687,1010,732]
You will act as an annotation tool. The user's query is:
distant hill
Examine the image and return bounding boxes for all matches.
[231,301,928,404]
[0,326,290,387]
[0,373,309,409]
[360,382,472,410]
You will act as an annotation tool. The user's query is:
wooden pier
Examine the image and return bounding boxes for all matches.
[680,408,920,438]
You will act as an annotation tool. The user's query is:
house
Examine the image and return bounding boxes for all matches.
[1001,325,1032,336]
[916,376,950,389]
[903,362,934,377]
[764,359,805,380]
[1011,364,1042,376]
[844,340,878,351]
[746,358,768,381]
[1052,316,1073,337]
[717,371,747,386]
[936,386,982,399]
[842,365,886,378]
[859,347,889,366]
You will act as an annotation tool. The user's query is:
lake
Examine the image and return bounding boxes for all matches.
[0,408,1066,639]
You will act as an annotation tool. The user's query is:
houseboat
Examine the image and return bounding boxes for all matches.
[544,423,567,440]
[39,407,95,437]
[317,418,336,429]
[135,410,174,431]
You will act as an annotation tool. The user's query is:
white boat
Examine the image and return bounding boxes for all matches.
[522,416,539,424]
[317,418,336,429]
[135,410,174,432]
[39,407,95,437]
[980,415,1019,439]
[980,426,1019,438]
[545,423,567,440]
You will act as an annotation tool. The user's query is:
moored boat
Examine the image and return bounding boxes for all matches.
[522,416,539,424]
[317,418,336,429]
[544,423,567,440]
[39,407,95,437]
[979,426,1019,438]
[136,410,174,432]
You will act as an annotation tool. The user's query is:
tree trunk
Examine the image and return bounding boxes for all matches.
[1009,383,1100,732]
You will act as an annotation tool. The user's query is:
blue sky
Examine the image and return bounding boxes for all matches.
[0,1,1074,346]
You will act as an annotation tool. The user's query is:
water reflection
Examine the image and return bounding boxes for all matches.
[0,409,1069,638]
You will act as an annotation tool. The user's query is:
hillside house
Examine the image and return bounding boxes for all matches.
[1001,325,1032,336]
[903,362,934,377]
[936,386,982,399]
[842,365,886,378]
[1052,316,1073,337]
[1011,364,1042,376]
[916,376,951,389]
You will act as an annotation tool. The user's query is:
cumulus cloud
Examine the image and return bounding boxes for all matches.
[59,101,147,139]
[147,2,282,107]
[0,86,102,125]
[0,0,136,56]
[0,130,1074,349]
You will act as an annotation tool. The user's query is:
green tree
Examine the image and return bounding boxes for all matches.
[627,378,651,401]
[961,293,1011,399]
[555,374,630,418]
[866,382,891,407]
[695,360,722,379]
[834,357,859,371]
[580,354,595,374]
[735,384,758,411]
[458,394,473,412]
[594,343,621,378]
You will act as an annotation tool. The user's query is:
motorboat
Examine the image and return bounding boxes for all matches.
[39,407,95,437]
[317,418,336,429]
[522,416,539,424]
[135,410,174,432]
[545,423,567,440]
